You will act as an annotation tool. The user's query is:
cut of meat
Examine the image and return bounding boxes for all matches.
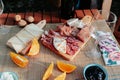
[49,29,60,37]
[71,27,80,36]
[40,16,92,60]
[77,26,90,42]
[58,25,73,36]
[41,34,58,54]
[40,24,91,60]
[41,30,82,56]
[66,37,83,55]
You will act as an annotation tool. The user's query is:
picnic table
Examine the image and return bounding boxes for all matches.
[0,9,120,80]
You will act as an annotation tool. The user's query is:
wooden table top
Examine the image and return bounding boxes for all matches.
[0,9,120,80]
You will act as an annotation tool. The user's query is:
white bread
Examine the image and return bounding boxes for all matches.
[81,15,93,26]
[6,20,46,54]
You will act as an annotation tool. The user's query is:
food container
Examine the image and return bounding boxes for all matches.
[0,72,18,80]
[83,64,108,80]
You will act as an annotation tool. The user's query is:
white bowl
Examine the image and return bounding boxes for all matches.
[0,72,18,80]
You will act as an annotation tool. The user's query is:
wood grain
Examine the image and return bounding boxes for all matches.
[43,11,51,23]
[0,13,8,25]
[51,11,60,23]
[83,9,93,17]
[0,10,120,80]
[34,12,42,23]
[75,10,84,19]
[1,21,120,80]
[5,13,16,25]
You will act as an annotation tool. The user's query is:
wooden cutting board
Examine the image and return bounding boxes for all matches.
[42,23,91,61]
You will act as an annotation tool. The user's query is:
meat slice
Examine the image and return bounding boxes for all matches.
[20,41,32,55]
[41,31,83,56]
[66,37,83,55]
[71,27,80,36]
[77,26,90,42]
[58,25,73,36]
[41,27,84,56]
[41,34,58,54]
[49,29,60,37]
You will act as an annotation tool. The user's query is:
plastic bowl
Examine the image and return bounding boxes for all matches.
[83,64,108,80]
[0,72,18,80]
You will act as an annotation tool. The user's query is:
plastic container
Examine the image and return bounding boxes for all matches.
[0,72,18,80]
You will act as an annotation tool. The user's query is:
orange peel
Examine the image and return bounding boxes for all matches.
[10,51,29,68]
[42,62,54,80]
[54,72,66,80]
[27,38,40,56]
[57,61,76,73]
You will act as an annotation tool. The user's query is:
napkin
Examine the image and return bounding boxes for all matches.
[94,31,120,66]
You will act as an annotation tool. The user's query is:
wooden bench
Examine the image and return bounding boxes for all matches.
[0,9,99,25]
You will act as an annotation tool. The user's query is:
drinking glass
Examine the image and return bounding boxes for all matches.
[84,17,101,59]
[93,10,117,32]
[0,0,4,24]
[85,38,101,59]
[0,0,4,15]
[0,0,10,35]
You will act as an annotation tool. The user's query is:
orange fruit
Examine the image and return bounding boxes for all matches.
[42,62,54,80]
[54,72,66,80]
[10,52,29,68]
[57,61,76,73]
[27,38,40,56]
